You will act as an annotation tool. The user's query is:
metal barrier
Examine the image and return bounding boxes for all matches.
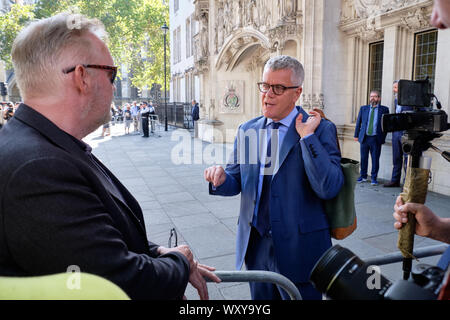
[207,270,302,300]
[364,244,448,266]
[205,244,448,300]
[154,103,193,129]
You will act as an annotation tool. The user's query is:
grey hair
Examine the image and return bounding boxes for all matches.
[12,12,107,100]
[263,55,305,86]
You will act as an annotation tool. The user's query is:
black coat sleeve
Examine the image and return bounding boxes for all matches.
[2,157,189,300]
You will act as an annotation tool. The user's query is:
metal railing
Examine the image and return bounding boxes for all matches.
[206,270,302,300]
[154,102,193,129]
[364,244,448,266]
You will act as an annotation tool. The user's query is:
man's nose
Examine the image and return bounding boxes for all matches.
[265,86,277,97]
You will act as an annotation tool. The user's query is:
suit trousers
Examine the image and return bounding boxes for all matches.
[244,227,322,300]
[360,135,382,179]
[142,117,149,137]
[391,131,407,183]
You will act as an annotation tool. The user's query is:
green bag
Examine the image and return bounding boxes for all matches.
[323,158,359,240]
[313,108,358,240]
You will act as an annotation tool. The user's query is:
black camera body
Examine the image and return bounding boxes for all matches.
[381,79,449,135]
[381,79,449,158]
[310,245,446,300]
[381,109,448,134]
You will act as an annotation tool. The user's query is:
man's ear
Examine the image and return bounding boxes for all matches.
[294,86,303,102]
[73,65,90,94]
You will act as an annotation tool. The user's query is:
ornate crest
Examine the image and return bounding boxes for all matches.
[223,84,240,109]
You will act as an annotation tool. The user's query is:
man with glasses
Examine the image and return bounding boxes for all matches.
[0,12,219,300]
[204,55,344,300]
[354,91,389,186]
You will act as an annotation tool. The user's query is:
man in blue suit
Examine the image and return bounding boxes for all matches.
[204,56,344,300]
[384,81,413,187]
[354,91,389,186]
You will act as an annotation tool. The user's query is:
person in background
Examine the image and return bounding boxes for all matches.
[140,101,150,138]
[354,90,389,186]
[130,101,139,133]
[124,104,132,135]
[384,81,413,188]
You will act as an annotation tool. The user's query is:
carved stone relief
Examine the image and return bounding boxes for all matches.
[340,0,432,41]
[278,0,298,24]
[354,0,423,18]
[212,0,301,57]
[193,0,210,73]
[400,7,430,30]
[302,93,324,110]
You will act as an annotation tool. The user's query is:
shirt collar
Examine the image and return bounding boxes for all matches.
[65,132,93,155]
[265,106,298,128]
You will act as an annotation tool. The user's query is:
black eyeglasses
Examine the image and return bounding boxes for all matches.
[63,64,118,84]
[257,82,300,95]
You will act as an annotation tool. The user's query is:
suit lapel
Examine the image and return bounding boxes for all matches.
[251,117,267,192]
[276,107,302,175]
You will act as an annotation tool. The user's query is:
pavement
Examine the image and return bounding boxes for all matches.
[84,121,450,300]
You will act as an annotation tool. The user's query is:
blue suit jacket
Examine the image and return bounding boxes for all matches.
[209,106,344,283]
[354,104,390,145]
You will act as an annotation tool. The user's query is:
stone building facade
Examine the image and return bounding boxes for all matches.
[192,0,450,195]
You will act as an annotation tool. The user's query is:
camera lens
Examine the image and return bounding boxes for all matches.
[310,245,391,300]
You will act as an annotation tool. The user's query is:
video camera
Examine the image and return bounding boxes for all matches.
[310,245,447,300]
[381,79,450,159]
[382,79,449,134]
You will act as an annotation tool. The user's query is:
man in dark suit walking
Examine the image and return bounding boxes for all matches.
[204,55,344,300]
[354,90,390,186]
[384,81,413,187]
[191,99,199,136]
[0,12,219,300]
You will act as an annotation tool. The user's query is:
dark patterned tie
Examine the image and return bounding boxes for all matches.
[367,106,376,135]
[254,122,281,236]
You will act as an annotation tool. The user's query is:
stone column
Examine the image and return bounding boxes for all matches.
[301,0,324,110]
[381,25,398,112]
[435,29,450,114]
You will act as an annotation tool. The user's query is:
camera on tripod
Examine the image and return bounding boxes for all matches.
[309,245,447,300]
[381,79,450,158]
[309,80,450,300]
[382,79,449,134]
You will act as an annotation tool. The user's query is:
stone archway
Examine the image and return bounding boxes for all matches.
[215,30,271,72]
[212,32,273,135]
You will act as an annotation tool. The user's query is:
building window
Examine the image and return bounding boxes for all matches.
[174,0,179,13]
[173,27,182,64]
[185,73,190,102]
[172,77,178,102]
[368,41,384,100]
[177,26,181,63]
[173,30,177,64]
[186,18,191,58]
[191,14,196,54]
[414,30,438,92]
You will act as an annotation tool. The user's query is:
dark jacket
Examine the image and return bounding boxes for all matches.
[354,104,390,145]
[0,104,190,299]
[192,104,199,121]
